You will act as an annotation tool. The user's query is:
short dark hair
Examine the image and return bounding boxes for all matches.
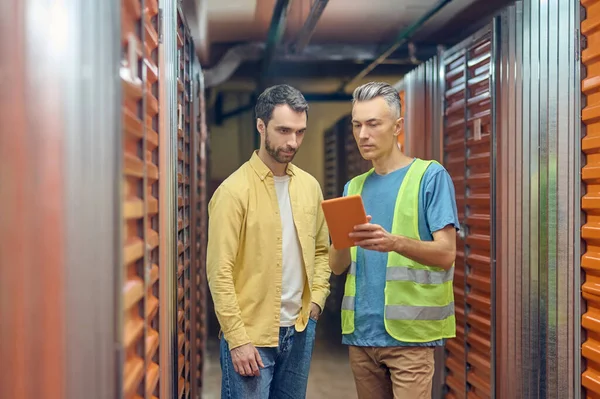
[255,84,309,126]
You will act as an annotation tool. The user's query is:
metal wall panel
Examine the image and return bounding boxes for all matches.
[495,5,523,398]
[495,1,581,398]
[582,0,600,398]
[158,0,178,397]
[398,54,442,161]
[0,1,121,398]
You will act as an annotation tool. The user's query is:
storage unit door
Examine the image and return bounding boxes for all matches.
[442,44,468,399]
[442,26,495,399]
[193,70,210,395]
[582,0,600,396]
[176,12,194,399]
[463,30,494,399]
[121,0,161,396]
[324,125,341,200]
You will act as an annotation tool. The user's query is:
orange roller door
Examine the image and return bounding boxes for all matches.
[582,0,600,397]
[121,0,161,396]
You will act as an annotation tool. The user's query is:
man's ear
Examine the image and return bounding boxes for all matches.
[256,118,265,135]
[393,117,404,137]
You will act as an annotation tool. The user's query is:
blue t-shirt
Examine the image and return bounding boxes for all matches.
[341,159,460,347]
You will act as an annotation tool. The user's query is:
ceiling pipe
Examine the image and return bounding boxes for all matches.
[288,0,329,54]
[338,0,454,92]
[203,43,265,88]
[202,43,440,88]
[258,0,293,91]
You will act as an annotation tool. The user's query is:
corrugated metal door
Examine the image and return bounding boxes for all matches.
[144,0,161,396]
[582,0,600,396]
[442,26,494,399]
[323,119,348,325]
[122,0,161,396]
[464,31,493,399]
[442,45,468,399]
[176,11,193,398]
[324,121,348,200]
[194,68,210,396]
[324,125,340,200]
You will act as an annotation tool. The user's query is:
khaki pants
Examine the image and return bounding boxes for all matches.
[348,345,435,399]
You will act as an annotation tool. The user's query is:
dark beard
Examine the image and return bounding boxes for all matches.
[265,134,296,164]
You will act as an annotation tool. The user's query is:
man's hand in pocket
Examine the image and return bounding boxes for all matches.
[310,302,321,321]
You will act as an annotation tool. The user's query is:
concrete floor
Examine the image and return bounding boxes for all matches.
[201,324,358,399]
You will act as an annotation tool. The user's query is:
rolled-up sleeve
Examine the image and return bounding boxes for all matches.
[206,184,250,349]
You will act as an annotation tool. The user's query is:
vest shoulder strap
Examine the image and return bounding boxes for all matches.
[347,168,374,196]
[415,158,435,176]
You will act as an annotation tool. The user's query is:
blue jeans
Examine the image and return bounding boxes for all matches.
[220,318,317,399]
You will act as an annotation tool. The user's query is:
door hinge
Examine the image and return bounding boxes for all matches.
[158,8,163,44]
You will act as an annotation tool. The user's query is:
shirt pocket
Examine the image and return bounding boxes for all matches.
[303,206,317,238]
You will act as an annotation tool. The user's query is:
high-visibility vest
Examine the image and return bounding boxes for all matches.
[341,158,456,342]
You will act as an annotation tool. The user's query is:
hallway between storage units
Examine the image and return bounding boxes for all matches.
[202,329,359,399]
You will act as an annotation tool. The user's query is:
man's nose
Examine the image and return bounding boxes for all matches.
[358,126,369,139]
[287,137,298,149]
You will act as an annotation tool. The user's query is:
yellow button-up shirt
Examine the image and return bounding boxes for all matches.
[207,152,331,350]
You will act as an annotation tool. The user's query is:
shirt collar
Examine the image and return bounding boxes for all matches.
[249,150,296,181]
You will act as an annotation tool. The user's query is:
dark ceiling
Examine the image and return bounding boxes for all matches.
[218,0,515,82]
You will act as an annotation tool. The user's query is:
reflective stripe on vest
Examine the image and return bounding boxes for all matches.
[340,158,456,342]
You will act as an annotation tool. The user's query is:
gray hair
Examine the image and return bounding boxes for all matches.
[255,84,309,126]
[352,81,402,119]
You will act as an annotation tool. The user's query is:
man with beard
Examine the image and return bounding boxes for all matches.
[207,84,331,399]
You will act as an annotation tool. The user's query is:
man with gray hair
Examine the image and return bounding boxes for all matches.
[207,84,331,398]
[329,81,459,398]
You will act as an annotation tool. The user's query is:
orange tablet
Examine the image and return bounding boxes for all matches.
[321,195,368,249]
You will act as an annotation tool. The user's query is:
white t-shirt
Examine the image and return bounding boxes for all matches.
[273,175,306,327]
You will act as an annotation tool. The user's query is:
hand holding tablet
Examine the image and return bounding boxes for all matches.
[321,195,368,249]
